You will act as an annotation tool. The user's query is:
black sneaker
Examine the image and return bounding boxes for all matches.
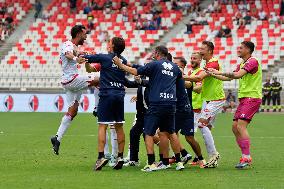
[181,153,193,165]
[94,158,109,171]
[50,135,60,155]
[113,157,124,170]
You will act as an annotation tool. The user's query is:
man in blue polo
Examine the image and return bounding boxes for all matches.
[83,37,127,171]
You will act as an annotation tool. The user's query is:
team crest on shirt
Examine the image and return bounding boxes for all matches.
[79,95,89,112]
[54,95,64,112]
[28,95,39,112]
[3,95,14,112]
[162,62,173,70]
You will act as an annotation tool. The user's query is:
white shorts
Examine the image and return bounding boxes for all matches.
[199,100,225,127]
[62,75,93,108]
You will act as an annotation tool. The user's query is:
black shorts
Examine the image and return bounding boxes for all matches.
[97,90,125,124]
[143,105,176,136]
[175,108,194,136]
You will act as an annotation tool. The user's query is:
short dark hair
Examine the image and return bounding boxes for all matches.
[241,41,255,54]
[174,56,187,67]
[167,53,172,62]
[202,41,214,54]
[112,37,125,56]
[155,45,168,57]
[71,25,86,39]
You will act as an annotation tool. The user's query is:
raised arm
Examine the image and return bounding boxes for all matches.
[205,67,246,80]
[112,56,138,76]
[184,70,208,82]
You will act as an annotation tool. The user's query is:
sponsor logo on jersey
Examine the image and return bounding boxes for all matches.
[3,95,13,112]
[29,95,39,112]
[162,62,173,70]
[80,95,89,111]
[54,95,64,112]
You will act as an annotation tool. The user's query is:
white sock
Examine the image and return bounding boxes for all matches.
[94,87,100,112]
[200,127,217,156]
[56,114,72,141]
[242,154,251,159]
[104,131,109,155]
[110,126,118,157]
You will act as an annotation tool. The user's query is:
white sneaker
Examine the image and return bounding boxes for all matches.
[124,161,140,167]
[108,155,117,167]
[156,162,171,170]
[141,164,158,172]
[204,152,220,168]
[176,162,185,170]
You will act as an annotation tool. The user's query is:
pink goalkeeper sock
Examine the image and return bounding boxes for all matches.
[238,139,250,155]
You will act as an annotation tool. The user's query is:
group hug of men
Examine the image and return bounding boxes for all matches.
[50,25,263,171]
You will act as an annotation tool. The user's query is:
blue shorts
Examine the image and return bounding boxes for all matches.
[175,108,194,136]
[97,90,125,124]
[143,105,176,136]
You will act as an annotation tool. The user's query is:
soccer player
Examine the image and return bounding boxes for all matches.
[205,41,262,169]
[50,25,99,155]
[173,56,205,167]
[188,52,205,166]
[83,37,127,171]
[112,46,184,172]
[184,41,225,168]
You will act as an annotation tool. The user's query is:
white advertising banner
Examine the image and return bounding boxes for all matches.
[0,94,136,113]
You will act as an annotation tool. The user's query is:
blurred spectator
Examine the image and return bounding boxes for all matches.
[34,0,42,20]
[98,31,110,43]
[213,0,221,13]
[258,9,267,20]
[234,9,242,24]
[4,13,14,35]
[154,13,162,29]
[104,0,112,9]
[83,2,92,14]
[184,21,193,34]
[250,7,258,19]
[269,12,279,24]
[281,0,284,16]
[243,11,252,24]
[206,27,219,41]
[238,0,249,12]
[151,1,162,14]
[87,13,94,30]
[217,25,232,38]
[196,12,208,25]
[122,7,128,22]
[206,3,214,13]
[42,10,50,20]
[91,1,102,10]
[172,0,182,11]
[223,89,236,113]
[104,0,112,14]
[0,3,7,16]
[140,0,147,6]
[69,0,77,11]
[120,0,128,9]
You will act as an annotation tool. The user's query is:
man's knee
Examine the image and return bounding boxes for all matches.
[68,101,79,118]
[198,118,209,128]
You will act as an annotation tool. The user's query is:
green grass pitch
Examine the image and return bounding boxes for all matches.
[0,112,284,189]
